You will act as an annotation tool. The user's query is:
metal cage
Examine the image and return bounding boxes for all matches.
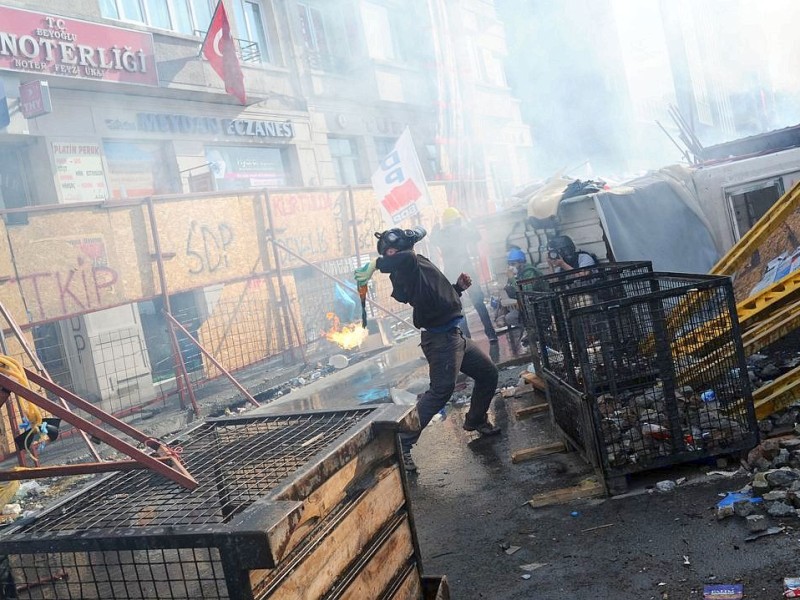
[0,405,433,600]
[537,273,758,489]
[517,261,653,375]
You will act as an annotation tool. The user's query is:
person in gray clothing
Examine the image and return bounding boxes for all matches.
[355,226,500,473]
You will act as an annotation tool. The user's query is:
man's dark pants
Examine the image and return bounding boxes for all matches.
[401,328,498,451]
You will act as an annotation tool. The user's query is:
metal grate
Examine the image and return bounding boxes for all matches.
[8,548,227,600]
[517,262,653,377]
[538,273,758,479]
[20,410,372,533]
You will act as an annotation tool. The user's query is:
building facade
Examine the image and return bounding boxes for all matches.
[0,0,532,212]
[0,0,532,459]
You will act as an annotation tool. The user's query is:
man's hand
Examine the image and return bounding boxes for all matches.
[354,259,377,286]
[547,255,570,272]
[457,273,472,290]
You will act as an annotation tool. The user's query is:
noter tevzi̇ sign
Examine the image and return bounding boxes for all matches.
[0,6,157,86]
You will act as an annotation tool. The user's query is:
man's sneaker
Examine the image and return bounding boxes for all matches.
[463,419,502,436]
[402,450,418,473]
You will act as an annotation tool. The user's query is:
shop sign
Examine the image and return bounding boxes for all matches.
[131,112,295,139]
[0,6,157,86]
[19,80,51,118]
[53,142,109,203]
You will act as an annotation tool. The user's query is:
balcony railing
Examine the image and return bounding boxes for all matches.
[195,31,262,63]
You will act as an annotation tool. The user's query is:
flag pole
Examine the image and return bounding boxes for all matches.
[197,0,223,58]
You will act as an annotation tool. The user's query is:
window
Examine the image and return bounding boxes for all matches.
[100,0,212,36]
[374,137,397,162]
[233,0,273,63]
[328,137,364,185]
[726,179,784,239]
[362,2,398,61]
[103,141,176,199]
[205,145,292,189]
[0,144,32,224]
[297,2,353,72]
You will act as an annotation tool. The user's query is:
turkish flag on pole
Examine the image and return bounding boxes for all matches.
[201,1,246,105]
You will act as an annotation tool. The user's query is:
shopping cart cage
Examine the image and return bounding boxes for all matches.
[535,273,758,492]
[0,405,429,599]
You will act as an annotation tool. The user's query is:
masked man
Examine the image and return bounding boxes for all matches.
[355,226,500,473]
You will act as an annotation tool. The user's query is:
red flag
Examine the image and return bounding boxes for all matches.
[201,1,246,105]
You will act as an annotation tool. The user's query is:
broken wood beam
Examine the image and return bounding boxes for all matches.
[527,478,605,508]
[520,372,546,392]
[514,402,549,419]
[512,441,566,464]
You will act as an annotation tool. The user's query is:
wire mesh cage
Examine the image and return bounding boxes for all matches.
[0,405,425,600]
[517,262,653,376]
[539,273,758,487]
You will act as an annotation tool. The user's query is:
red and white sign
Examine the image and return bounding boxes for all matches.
[19,80,51,118]
[0,6,158,86]
[371,128,432,225]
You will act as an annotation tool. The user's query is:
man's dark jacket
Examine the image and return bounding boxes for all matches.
[376,250,463,329]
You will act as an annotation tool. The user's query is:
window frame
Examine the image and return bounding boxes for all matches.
[100,0,213,37]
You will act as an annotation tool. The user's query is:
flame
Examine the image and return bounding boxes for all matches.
[324,313,368,350]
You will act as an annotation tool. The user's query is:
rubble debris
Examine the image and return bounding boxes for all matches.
[580,523,615,533]
[656,480,677,493]
[527,478,604,508]
[504,545,521,555]
[519,563,547,572]
[744,525,785,542]
[784,577,800,598]
[702,584,743,599]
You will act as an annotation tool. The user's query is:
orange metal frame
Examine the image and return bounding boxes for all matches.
[0,369,198,489]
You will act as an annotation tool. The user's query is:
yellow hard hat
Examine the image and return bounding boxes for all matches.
[442,206,462,224]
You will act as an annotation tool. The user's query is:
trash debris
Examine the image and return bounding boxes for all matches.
[570,511,579,517]
[580,523,615,533]
[500,386,516,398]
[656,480,676,493]
[784,577,800,598]
[521,574,531,580]
[504,545,521,555]
[682,555,690,565]
[716,491,761,520]
[703,584,743,599]
[519,563,547,572]
[744,525,785,542]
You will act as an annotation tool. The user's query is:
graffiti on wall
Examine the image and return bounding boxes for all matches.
[186,221,234,275]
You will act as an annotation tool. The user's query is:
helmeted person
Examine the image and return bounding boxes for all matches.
[546,235,598,272]
[431,207,497,343]
[502,248,543,329]
[354,226,500,473]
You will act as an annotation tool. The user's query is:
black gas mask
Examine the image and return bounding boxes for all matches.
[375,226,426,255]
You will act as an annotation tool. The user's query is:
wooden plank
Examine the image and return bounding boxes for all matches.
[512,441,566,464]
[514,402,549,419]
[249,433,396,588]
[521,372,546,391]
[262,466,406,599]
[527,478,604,508]
[390,565,423,600]
[341,518,416,600]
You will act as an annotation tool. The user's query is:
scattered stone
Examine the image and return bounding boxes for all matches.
[752,472,770,494]
[766,469,800,488]
[505,546,521,555]
[716,504,735,520]
[2,503,20,516]
[772,449,791,468]
[733,499,755,517]
[762,490,788,502]
[746,514,768,532]
[656,480,676,493]
[767,502,795,518]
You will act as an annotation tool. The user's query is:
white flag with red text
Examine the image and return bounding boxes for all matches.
[201,1,246,105]
[371,128,432,225]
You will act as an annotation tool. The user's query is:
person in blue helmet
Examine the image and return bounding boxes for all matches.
[354,226,500,473]
[504,247,543,300]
